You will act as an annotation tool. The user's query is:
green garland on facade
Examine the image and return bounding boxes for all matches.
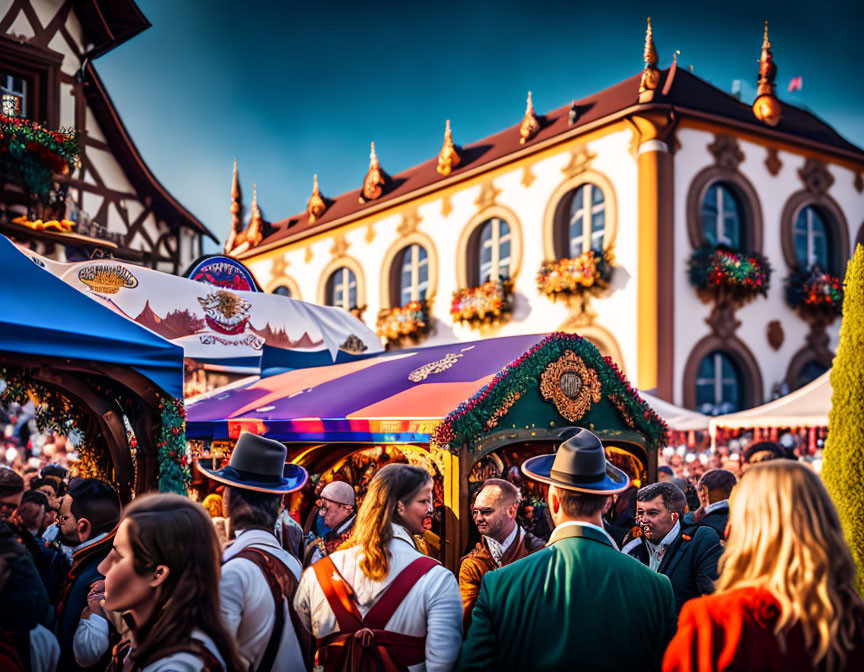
[432,332,667,451]
[155,393,190,494]
[0,114,78,204]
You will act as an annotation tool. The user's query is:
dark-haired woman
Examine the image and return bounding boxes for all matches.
[97,493,245,671]
[295,463,462,672]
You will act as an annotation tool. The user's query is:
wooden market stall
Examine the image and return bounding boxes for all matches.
[0,234,189,500]
[187,332,668,569]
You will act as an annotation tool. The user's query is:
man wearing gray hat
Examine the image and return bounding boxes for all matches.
[198,430,309,672]
[304,480,356,566]
[459,428,676,672]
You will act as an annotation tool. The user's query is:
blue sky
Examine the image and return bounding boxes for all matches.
[96,1,864,253]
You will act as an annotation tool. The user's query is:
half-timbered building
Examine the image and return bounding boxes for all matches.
[0,0,215,271]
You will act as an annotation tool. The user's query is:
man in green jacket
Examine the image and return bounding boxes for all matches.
[458,429,677,672]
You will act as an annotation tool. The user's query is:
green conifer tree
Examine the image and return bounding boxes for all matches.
[824,244,864,593]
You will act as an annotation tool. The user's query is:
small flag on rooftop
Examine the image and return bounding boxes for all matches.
[788,76,803,92]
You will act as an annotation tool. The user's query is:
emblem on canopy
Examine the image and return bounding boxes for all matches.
[539,350,603,422]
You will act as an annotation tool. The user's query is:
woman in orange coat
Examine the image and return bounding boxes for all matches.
[663,460,864,672]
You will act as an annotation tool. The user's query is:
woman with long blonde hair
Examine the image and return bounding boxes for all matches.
[294,463,462,671]
[663,460,864,672]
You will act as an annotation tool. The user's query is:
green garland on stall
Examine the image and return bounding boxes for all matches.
[155,393,190,494]
[0,368,105,479]
[432,332,667,451]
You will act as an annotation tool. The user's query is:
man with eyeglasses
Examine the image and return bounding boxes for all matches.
[459,478,544,632]
[303,480,356,566]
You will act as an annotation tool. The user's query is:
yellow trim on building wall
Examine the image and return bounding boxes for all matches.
[242,121,632,265]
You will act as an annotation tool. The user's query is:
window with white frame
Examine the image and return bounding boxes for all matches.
[793,205,830,269]
[478,217,511,284]
[397,244,429,305]
[567,184,605,257]
[327,267,357,310]
[695,351,742,415]
[701,182,742,249]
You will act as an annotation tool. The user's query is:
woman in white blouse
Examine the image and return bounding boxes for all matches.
[295,463,462,672]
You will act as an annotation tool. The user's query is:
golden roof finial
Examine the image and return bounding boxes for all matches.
[224,158,243,253]
[753,20,781,126]
[360,141,387,203]
[307,174,327,223]
[639,17,660,98]
[246,183,263,244]
[519,91,540,144]
[437,119,462,176]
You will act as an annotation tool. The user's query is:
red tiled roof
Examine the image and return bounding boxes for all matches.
[243,68,864,257]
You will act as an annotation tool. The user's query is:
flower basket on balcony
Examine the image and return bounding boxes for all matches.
[376,299,431,346]
[785,267,844,322]
[688,246,771,305]
[0,114,78,206]
[451,280,512,327]
[537,249,614,301]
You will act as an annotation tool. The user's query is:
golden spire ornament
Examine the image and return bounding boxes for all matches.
[519,91,540,144]
[224,158,243,253]
[638,17,660,101]
[306,174,327,223]
[360,141,387,203]
[752,21,781,126]
[244,184,263,247]
[437,119,461,176]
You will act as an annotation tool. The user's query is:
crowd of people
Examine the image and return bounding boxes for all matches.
[1,427,863,671]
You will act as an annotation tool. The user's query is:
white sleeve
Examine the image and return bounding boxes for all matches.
[422,567,463,672]
[29,625,60,672]
[219,560,250,639]
[72,615,111,668]
[292,566,316,635]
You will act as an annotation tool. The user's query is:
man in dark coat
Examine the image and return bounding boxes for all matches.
[689,468,736,539]
[624,482,722,613]
[459,429,677,671]
[55,479,121,672]
[459,479,544,632]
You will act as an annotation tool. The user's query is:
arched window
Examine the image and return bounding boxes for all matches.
[794,205,831,269]
[393,244,429,306]
[568,184,605,257]
[701,182,742,248]
[792,360,829,391]
[272,285,292,298]
[478,217,511,284]
[326,267,357,310]
[695,351,743,415]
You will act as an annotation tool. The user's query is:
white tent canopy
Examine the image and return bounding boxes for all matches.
[640,392,711,432]
[708,370,832,437]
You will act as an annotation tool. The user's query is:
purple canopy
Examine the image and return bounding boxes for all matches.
[186,334,546,443]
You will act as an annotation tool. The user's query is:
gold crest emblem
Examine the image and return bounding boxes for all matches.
[78,265,138,294]
[539,350,603,422]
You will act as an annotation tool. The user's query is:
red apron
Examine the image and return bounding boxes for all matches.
[312,555,439,672]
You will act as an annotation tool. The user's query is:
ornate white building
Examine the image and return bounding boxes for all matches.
[230,22,864,414]
[0,0,215,271]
